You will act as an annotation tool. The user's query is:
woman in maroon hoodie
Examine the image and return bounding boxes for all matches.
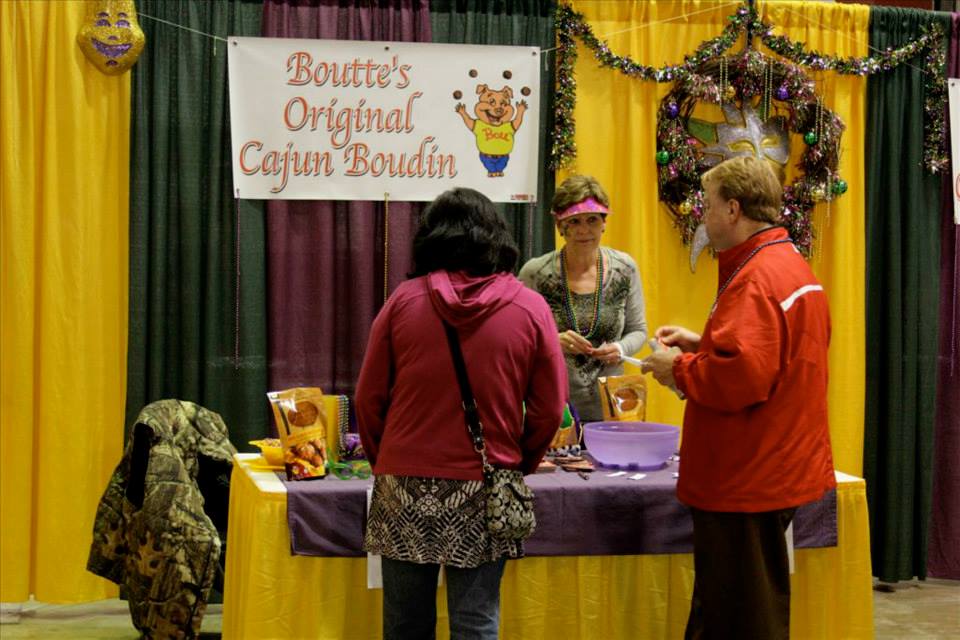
[357,187,567,640]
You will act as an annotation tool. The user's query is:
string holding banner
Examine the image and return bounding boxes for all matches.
[383,192,390,304]
[138,11,228,42]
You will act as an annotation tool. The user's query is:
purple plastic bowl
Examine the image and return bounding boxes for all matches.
[583,421,680,470]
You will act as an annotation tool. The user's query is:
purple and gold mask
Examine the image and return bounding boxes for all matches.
[77,0,145,75]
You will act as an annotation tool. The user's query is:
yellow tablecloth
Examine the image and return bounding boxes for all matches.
[223,454,874,639]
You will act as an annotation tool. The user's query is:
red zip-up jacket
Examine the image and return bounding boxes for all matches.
[356,270,568,480]
[673,227,836,512]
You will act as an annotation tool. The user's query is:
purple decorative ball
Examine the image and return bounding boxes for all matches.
[667,102,680,119]
[775,86,789,101]
[667,164,679,180]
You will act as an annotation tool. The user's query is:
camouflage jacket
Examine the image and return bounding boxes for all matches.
[87,400,236,639]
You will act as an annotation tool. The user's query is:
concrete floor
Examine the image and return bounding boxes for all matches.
[0,601,221,639]
[873,578,960,640]
[0,578,957,639]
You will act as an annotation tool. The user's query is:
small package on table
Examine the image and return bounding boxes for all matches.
[598,374,647,421]
[267,387,328,480]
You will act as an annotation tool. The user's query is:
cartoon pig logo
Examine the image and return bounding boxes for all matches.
[456,84,528,177]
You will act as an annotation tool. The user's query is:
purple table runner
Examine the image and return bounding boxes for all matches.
[284,464,837,557]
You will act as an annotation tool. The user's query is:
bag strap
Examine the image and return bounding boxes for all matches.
[441,320,495,484]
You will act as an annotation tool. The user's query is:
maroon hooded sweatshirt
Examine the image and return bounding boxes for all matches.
[356,270,567,480]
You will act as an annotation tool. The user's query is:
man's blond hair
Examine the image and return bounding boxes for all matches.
[701,156,782,224]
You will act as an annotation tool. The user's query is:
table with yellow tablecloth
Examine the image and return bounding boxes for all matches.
[223,454,874,639]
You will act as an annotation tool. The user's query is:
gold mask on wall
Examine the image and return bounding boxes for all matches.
[77,0,145,75]
[691,102,790,182]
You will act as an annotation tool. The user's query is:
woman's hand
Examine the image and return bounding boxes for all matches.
[559,330,593,355]
[654,325,701,353]
[591,343,621,365]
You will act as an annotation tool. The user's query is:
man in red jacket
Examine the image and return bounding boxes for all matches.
[643,156,836,639]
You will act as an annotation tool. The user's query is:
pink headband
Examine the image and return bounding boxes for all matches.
[553,197,610,221]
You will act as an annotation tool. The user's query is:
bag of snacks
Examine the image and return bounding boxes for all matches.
[598,375,647,421]
[267,387,328,480]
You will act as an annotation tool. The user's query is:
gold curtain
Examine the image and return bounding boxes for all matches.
[560,0,868,475]
[1,0,129,603]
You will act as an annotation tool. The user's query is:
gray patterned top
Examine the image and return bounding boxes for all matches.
[518,247,647,421]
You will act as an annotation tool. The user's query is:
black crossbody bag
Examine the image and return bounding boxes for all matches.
[441,320,536,541]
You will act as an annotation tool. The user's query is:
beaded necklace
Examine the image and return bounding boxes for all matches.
[335,396,353,459]
[710,238,792,316]
[560,247,604,339]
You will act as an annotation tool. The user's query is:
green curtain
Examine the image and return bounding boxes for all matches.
[126,0,269,449]
[430,0,557,262]
[864,6,948,582]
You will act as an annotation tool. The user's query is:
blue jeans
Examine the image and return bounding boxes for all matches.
[479,153,510,173]
[382,557,507,640]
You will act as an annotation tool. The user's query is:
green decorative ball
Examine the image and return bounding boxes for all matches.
[804,131,818,145]
[656,150,670,165]
[832,179,848,195]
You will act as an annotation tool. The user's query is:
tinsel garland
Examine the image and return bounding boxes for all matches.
[553,2,946,173]
[552,13,579,170]
[754,15,948,173]
[551,3,754,169]
[552,1,948,256]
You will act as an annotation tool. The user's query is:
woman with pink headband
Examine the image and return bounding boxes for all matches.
[519,175,648,423]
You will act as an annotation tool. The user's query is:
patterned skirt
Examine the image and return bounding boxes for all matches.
[364,474,523,569]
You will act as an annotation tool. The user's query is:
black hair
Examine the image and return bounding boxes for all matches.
[409,187,519,277]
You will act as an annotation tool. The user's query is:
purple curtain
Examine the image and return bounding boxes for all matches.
[928,13,960,581]
[261,0,431,395]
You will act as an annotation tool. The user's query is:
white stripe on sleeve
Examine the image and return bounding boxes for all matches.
[780,284,823,312]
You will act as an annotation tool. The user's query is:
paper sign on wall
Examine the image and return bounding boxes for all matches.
[228,37,541,203]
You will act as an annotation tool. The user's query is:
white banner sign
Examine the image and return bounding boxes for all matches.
[227,37,540,202]
[950,78,960,224]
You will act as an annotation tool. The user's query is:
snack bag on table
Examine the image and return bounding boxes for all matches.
[598,375,647,421]
[267,387,328,480]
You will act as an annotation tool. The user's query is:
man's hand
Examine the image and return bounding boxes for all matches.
[641,347,681,387]
[559,330,593,355]
[654,325,701,353]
